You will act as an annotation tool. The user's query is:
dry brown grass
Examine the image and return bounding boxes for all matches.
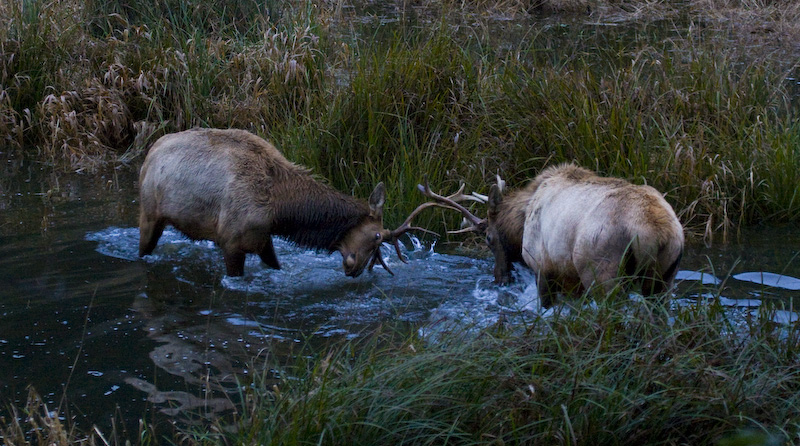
[1,388,80,446]
[0,0,326,170]
[39,82,132,172]
[691,0,800,55]
[0,387,159,446]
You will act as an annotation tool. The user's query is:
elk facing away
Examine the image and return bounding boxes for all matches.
[138,128,428,277]
[418,164,684,308]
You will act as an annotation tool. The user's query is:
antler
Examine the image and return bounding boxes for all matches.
[386,177,488,264]
[387,201,442,263]
[368,247,395,275]
[415,177,487,233]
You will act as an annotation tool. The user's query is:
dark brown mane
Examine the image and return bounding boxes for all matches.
[494,181,538,263]
[270,174,370,252]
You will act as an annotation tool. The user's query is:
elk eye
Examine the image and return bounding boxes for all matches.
[486,234,494,244]
[375,233,382,241]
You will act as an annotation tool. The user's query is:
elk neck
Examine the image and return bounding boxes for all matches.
[493,187,532,263]
[270,173,370,252]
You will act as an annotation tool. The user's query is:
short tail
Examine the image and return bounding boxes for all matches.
[624,238,682,296]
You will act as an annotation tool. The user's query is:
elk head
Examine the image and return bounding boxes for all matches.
[338,183,394,278]
[411,176,518,285]
[341,182,444,277]
[486,182,514,285]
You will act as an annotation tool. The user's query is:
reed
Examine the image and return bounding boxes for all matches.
[0,387,157,446]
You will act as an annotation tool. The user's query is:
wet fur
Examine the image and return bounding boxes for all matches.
[490,164,684,307]
[138,128,384,277]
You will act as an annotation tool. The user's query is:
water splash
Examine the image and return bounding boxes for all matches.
[85,227,800,338]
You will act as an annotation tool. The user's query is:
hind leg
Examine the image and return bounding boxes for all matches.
[139,214,166,257]
[537,270,561,309]
[641,270,670,297]
[258,237,281,270]
[577,252,627,297]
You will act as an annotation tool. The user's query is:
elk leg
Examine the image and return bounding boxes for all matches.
[579,254,624,296]
[139,216,166,257]
[641,270,668,297]
[223,250,246,277]
[536,270,559,309]
[259,237,281,270]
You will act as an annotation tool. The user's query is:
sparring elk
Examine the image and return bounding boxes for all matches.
[417,164,684,307]
[138,128,431,277]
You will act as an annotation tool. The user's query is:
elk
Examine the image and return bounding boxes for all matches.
[138,128,431,277]
[417,164,684,308]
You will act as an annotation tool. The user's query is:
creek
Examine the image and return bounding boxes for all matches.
[1,160,799,431]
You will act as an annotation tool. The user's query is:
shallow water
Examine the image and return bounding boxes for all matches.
[1,161,799,431]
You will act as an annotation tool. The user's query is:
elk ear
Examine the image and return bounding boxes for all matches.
[488,184,502,219]
[369,182,386,220]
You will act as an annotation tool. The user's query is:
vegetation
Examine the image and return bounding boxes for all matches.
[2,0,800,240]
[3,297,800,445]
[211,298,800,446]
[2,0,800,444]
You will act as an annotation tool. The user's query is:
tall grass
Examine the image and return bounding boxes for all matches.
[180,298,800,445]
[2,0,799,238]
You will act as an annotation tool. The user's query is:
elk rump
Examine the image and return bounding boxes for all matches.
[487,164,684,307]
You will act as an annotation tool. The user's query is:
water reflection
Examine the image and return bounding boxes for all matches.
[732,271,800,290]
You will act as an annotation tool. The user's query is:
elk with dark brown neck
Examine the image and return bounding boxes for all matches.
[138,128,428,277]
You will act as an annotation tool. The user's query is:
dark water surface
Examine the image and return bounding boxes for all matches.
[1,160,799,432]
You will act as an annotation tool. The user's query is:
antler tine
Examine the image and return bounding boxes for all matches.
[388,201,442,264]
[470,192,488,203]
[496,174,506,192]
[446,183,487,204]
[416,176,486,228]
[447,225,484,235]
[391,202,444,237]
[368,248,394,276]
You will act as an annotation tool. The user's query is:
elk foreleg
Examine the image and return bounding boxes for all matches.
[222,249,246,277]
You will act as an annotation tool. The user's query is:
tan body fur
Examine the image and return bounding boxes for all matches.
[138,128,390,277]
[488,164,684,308]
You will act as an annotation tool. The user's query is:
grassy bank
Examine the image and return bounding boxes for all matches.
[6,297,798,445]
[207,299,800,445]
[2,0,800,240]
